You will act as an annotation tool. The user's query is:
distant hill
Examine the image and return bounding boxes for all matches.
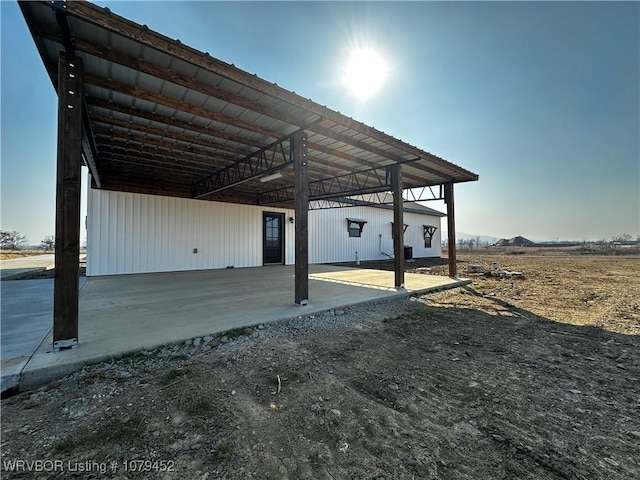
[495,236,535,247]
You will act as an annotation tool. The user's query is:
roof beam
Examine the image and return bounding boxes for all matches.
[312,124,454,182]
[62,1,478,181]
[95,138,224,171]
[90,114,242,163]
[81,102,103,188]
[87,98,427,182]
[40,29,449,176]
[84,74,280,140]
[98,146,216,175]
[94,128,240,163]
[101,156,204,180]
[87,97,265,151]
[94,127,346,185]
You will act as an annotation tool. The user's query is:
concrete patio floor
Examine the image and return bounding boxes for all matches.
[5,264,469,391]
[0,254,55,280]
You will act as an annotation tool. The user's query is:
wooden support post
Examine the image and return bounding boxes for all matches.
[391,164,404,288]
[53,53,84,350]
[444,182,457,278]
[293,131,309,305]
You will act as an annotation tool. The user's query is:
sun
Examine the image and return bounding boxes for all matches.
[342,48,389,100]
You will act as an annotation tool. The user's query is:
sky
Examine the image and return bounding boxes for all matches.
[1,1,639,245]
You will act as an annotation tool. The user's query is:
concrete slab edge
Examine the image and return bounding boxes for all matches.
[0,267,47,280]
[16,279,470,393]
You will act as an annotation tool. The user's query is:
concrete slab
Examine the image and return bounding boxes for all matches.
[0,254,55,279]
[9,265,468,391]
[1,277,87,393]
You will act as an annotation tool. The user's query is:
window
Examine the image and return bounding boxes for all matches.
[391,222,409,239]
[424,225,437,248]
[346,218,367,238]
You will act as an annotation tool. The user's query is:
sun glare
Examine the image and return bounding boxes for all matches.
[342,48,388,100]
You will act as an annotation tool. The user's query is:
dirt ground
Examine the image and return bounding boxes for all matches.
[2,254,639,479]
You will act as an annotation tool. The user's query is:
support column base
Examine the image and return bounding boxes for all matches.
[53,338,78,351]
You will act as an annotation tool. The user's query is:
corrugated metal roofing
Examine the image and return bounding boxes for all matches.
[20,0,478,208]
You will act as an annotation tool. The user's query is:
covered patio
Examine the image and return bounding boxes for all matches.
[17,265,470,390]
[18,0,478,354]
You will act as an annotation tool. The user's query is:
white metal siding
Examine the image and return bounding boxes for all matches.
[308,206,442,264]
[87,189,441,276]
[87,189,294,276]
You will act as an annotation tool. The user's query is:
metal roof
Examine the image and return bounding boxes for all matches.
[20,0,478,208]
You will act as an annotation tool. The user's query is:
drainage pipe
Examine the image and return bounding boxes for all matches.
[379,233,393,259]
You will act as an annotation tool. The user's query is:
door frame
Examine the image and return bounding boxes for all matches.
[262,212,285,265]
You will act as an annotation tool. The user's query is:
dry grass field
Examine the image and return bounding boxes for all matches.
[0,249,48,261]
[1,253,638,479]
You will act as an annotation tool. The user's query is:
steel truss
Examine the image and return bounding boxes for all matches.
[261,184,444,210]
[191,133,296,198]
[257,166,393,205]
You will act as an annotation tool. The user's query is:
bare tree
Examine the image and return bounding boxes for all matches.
[612,233,632,242]
[40,235,55,251]
[0,230,27,250]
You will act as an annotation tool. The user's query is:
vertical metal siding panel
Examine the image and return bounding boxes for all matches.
[172,197,178,270]
[115,192,124,273]
[86,188,95,276]
[238,205,244,266]
[166,197,173,271]
[234,204,241,267]
[108,193,117,274]
[86,188,95,275]
[197,200,203,270]
[139,194,146,273]
[206,202,213,268]
[131,194,139,273]
[212,203,219,269]
[226,205,232,266]
[185,198,192,271]
[190,200,197,270]
[239,204,246,267]
[105,191,112,273]
[125,193,133,273]
[246,206,253,267]
[110,191,117,274]
[250,205,257,266]
[92,188,99,275]
[186,200,192,270]
[219,203,226,267]
[239,204,245,267]
[163,197,169,271]
[156,196,163,271]
[153,195,160,271]
[177,198,185,271]
[147,195,154,273]
[100,191,109,274]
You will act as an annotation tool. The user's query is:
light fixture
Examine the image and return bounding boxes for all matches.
[259,172,283,183]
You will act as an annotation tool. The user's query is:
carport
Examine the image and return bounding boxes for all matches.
[19,1,478,351]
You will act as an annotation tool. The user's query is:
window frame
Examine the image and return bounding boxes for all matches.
[423,225,438,248]
[346,218,367,238]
